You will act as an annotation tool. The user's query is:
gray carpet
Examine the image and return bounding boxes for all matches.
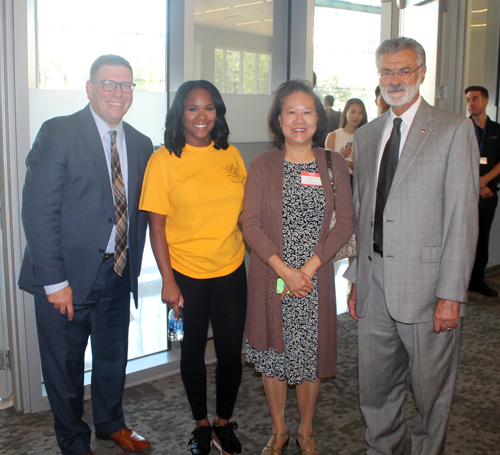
[1,271,499,455]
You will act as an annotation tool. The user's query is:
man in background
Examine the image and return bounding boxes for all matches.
[324,94,342,134]
[465,85,500,297]
[19,55,154,455]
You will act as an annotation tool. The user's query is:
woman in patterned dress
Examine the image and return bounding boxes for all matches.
[242,80,355,455]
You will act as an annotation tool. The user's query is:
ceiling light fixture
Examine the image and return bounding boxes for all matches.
[234,1,264,8]
[204,7,231,13]
[236,20,262,25]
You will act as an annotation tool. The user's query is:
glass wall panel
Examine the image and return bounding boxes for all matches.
[313,1,381,120]
[243,52,256,94]
[36,0,167,91]
[226,50,241,94]
[257,54,270,95]
[465,0,488,88]
[193,0,273,95]
[464,0,500,120]
[29,0,168,374]
[314,1,381,313]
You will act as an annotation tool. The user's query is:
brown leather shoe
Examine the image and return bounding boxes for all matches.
[96,427,151,452]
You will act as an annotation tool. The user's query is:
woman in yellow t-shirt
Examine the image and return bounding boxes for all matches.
[140,80,247,455]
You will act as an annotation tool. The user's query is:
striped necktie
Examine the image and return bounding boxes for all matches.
[110,130,128,276]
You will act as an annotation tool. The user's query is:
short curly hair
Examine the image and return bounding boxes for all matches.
[268,80,327,149]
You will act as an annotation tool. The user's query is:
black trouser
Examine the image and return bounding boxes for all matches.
[173,262,247,421]
[35,255,131,455]
[471,192,498,284]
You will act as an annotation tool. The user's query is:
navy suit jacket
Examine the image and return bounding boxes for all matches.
[19,105,154,306]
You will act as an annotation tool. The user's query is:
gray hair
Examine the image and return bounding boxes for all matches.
[375,37,426,67]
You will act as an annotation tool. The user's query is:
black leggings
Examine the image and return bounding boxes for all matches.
[173,262,247,421]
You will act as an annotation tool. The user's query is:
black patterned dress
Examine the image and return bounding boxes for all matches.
[246,160,326,384]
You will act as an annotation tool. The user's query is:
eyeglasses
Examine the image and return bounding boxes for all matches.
[378,64,424,81]
[91,80,136,93]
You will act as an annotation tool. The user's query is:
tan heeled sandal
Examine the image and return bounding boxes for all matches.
[261,429,289,454]
[296,433,320,455]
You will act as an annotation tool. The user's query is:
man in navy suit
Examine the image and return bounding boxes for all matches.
[19,55,153,455]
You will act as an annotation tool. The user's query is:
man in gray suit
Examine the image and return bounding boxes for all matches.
[344,38,479,455]
[19,55,153,455]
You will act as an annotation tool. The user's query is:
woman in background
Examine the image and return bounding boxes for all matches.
[140,80,247,455]
[325,98,367,178]
[243,80,354,455]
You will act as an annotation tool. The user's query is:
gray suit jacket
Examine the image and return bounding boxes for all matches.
[344,99,479,323]
[18,105,154,306]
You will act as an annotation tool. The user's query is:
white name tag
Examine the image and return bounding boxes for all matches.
[301,172,322,186]
[480,157,488,165]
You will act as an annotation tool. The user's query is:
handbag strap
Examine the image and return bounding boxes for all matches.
[325,149,336,196]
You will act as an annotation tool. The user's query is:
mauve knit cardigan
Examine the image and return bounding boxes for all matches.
[242,147,355,378]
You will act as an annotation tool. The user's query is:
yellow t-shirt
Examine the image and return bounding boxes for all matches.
[139,142,247,279]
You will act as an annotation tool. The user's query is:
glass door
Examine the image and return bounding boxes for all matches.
[32,0,170,379]
[399,0,440,104]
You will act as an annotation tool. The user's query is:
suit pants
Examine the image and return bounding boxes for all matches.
[35,255,131,455]
[173,262,247,421]
[359,253,461,455]
[470,192,498,284]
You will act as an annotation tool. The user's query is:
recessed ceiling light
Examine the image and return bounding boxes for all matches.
[234,1,264,8]
[204,7,231,13]
[236,20,262,25]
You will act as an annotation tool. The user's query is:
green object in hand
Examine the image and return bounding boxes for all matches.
[276,278,290,294]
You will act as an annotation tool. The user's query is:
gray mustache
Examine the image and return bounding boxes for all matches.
[388,84,407,92]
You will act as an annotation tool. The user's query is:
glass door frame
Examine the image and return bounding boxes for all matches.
[0,2,12,399]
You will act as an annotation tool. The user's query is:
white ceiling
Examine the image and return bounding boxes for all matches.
[194,0,274,36]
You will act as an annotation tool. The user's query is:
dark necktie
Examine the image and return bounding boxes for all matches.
[110,130,128,276]
[373,117,402,253]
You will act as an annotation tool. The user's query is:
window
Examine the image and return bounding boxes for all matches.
[36,0,167,91]
[31,0,170,373]
[214,48,271,94]
[313,1,381,120]
[193,0,273,95]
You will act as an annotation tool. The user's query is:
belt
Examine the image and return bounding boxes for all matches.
[373,243,383,257]
[103,253,114,262]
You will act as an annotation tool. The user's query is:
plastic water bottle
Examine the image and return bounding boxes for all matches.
[168,307,184,342]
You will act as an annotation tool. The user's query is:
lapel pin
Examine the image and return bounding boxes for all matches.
[421,129,426,134]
